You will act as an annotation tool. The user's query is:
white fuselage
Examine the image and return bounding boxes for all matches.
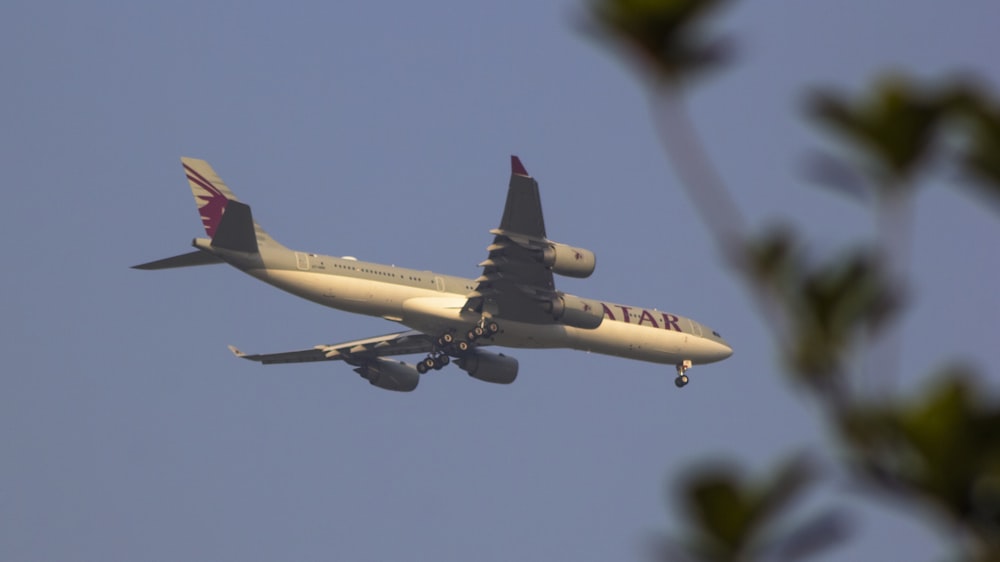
[232,246,733,368]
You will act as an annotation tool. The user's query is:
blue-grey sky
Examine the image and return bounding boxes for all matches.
[3,1,998,560]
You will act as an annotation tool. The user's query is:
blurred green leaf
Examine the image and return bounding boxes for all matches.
[664,457,842,562]
[950,90,1000,212]
[586,0,733,83]
[755,458,815,526]
[809,78,1000,213]
[840,372,1000,556]
[789,250,901,381]
[742,226,801,293]
[809,76,946,187]
[687,474,753,551]
[743,230,901,392]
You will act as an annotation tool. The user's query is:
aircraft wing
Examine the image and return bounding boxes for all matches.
[465,156,559,324]
[229,330,436,365]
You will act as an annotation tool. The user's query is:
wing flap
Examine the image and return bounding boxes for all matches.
[464,156,559,322]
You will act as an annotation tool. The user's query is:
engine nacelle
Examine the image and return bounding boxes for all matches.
[456,349,519,385]
[546,294,603,330]
[541,242,596,279]
[355,358,420,392]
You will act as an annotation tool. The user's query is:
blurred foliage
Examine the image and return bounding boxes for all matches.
[809,77,947,188]
[583,0,1000,560]
[947,87,1000,211]
[807,78,1000,211]
[652,457,849,562]
[781,248,898,392]
[743,230,900,397]
[840,373,1000,560]
[586,0,733,84]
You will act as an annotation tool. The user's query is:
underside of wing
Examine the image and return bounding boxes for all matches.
[499,156,547,239]
[229,330,436,365]
[465,157,556,322]
[465,156,603,330]
[229,330,438,392]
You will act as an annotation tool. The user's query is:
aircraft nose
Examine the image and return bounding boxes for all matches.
[719,340,733,360]
[711,338,733,362]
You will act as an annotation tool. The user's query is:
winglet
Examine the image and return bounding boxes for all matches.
[228,345,246,358]
[511,155,529,177]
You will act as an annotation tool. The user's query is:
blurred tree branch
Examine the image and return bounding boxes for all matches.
[584,1,1000,560]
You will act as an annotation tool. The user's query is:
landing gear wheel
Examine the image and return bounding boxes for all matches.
[467,329,478,341]
[485,321,499,336]
[422,357,437,371]
[457,340,471,353]
[674,360,693,389]
[441,333,454,345]
[417,361,429,374]
[473,326,485,338]
[434,355,450,369]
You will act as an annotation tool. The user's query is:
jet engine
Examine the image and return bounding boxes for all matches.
[540,242,596,279]
[456,349,519,384]
[355,358,420,392]
[545,294,603,330]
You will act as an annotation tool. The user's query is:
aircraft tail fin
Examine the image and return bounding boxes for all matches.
[180,157,284,250]
[130,202,260,269]
[182,157,240,238]
[132,158,288,270]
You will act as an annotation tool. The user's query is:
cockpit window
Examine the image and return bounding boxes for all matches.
[712,331,721,337]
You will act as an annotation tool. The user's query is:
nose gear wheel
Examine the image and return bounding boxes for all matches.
[674,360,692,388]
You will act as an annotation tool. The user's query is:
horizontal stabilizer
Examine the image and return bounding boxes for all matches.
[132,250,223,270]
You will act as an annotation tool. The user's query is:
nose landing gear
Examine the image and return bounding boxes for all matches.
[674,360,692,388]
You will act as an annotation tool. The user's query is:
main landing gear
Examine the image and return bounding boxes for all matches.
[416,353,450,374]
[416,319,501,374]
[674,359,693,388]
[466,319,500,342]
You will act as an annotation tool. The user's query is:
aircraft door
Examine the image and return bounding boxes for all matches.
[295,252,310,271]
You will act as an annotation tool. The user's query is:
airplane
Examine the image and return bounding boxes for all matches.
[133,156,732,391]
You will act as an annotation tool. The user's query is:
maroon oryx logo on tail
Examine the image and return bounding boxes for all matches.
[183,162,229,238]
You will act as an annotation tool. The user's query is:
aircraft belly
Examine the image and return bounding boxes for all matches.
[259,270,420,318]
[489,322,568,349]
[565,321,687,364]
[396,298,569,349]
[400,296,477,335]
[565,321,731,365]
